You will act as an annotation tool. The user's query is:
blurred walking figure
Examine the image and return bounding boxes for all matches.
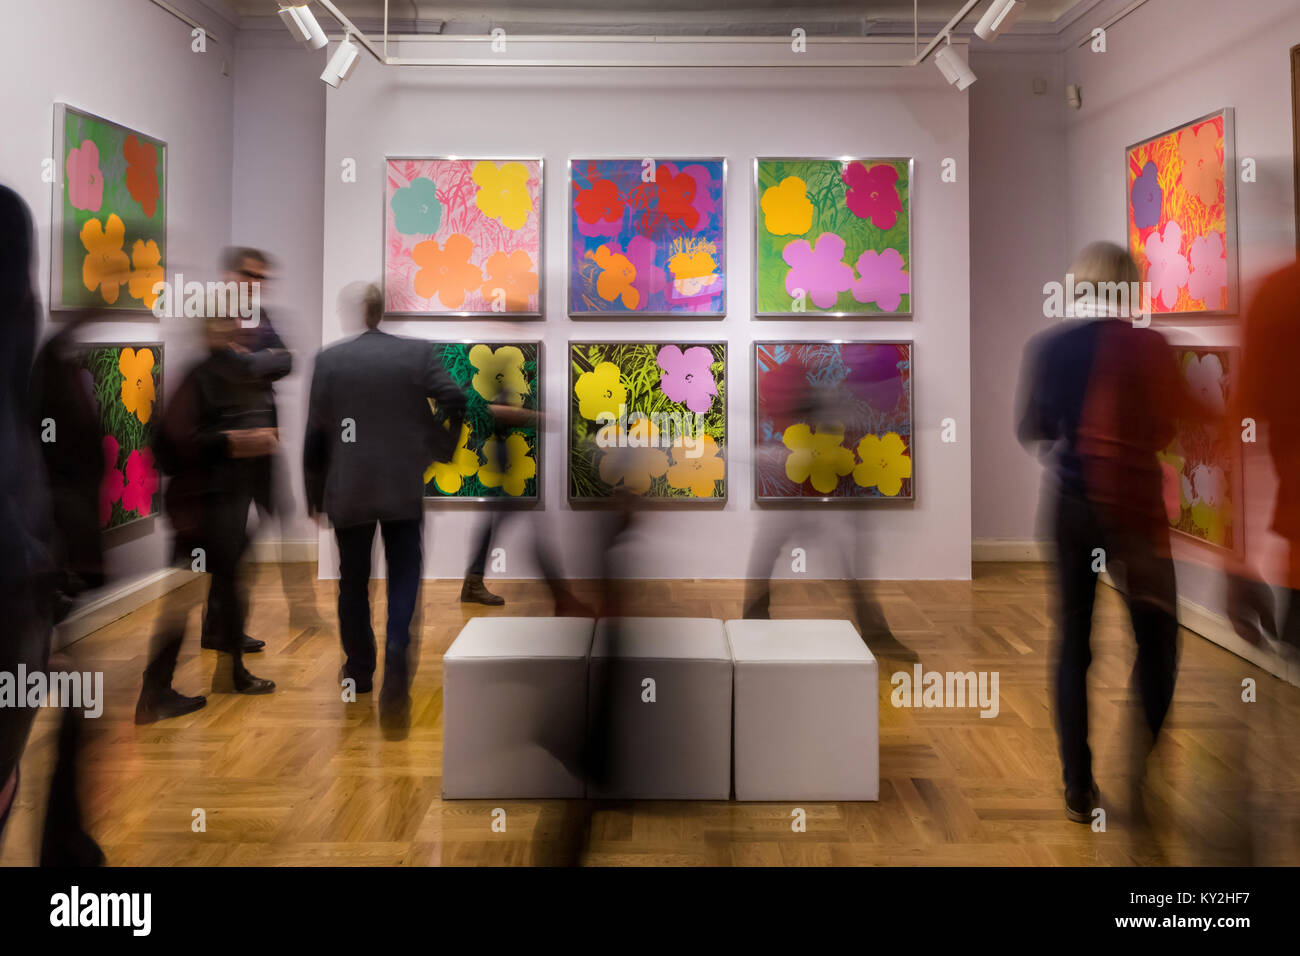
[743,368,911,661]
[136,313,277,724]
[0,185,54,842]
[1017,242,1185,824]
[29,309,106,864]
[303,284,465,736]
[458,394,585,615]
[199,247,294,653]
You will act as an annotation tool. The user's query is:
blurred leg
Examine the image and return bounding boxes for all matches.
[379,518,423,701]
[1051,488,1100,798]
[335,522,377,686]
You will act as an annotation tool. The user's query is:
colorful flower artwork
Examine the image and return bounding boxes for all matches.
[424,342,540,500]
[1159,347,1240,549]
[1126,110,1236,315]
[569,159,726,315]
[73,344,163,530]
[569,342,726,501]
[52,105,166,311]
[754,159,911,316]
[754,342,912,500]
[385,158,543,315]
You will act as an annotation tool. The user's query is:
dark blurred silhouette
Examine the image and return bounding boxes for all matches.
[0,185,54,845]
[198,247,295,654]
[304,284,465,737]
[136,313,277,723]
[459,398,586,616]
[1017,242,1190,828]
[743,369,911,661]
[28,309,106,865]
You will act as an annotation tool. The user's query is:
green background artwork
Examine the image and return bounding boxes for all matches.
[425,342,540,500]
[57,105,166,310]
[755,158,911,315]
[569,342,727,501]
[75,344,163,530]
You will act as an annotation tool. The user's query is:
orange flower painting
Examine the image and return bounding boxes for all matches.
[1126,110,1234,315]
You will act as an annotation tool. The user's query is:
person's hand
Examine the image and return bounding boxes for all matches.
[1226,572,1278,647]
[225,428,278,458]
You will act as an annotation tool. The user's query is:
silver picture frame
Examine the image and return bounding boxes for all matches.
[382,156,545,319]
[566,157,728,319]
[752,156,915,319]
[752,339,915,504]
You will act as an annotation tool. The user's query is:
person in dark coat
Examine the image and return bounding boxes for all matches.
[304,283,465,735]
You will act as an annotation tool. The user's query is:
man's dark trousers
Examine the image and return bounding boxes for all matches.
[335,518,423,696]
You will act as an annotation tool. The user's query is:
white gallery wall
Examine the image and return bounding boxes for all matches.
[0,0,236,587]
[317,37,973,581]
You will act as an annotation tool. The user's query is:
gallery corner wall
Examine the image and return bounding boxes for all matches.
[318,37,973,581]
[1061,0,1300,624]
[1,0,236,588]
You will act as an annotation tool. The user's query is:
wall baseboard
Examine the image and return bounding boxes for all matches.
[249,538,318,563]
[972,539,1050,562]
[55,568,195,652]
[1099,573,1298,688]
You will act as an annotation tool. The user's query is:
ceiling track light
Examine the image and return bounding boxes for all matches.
[974,0,1026,42]
[321,34,360,87]
[279,3,329,50]
[934,35,976,91]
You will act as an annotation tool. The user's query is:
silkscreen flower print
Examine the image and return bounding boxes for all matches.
[570,159,725,315]
[755,159,911,315]
[385,159,542,315]
[424,343,540,500]
[569,342,726,500]
[1160,348,1240,549]
[75,344,163,529]
[54,105,166,310]
[755,342,912,500]
[1126,110,1234,314]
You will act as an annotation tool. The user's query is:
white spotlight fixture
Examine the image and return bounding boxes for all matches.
[321,35,359,88]
[935,36,976,91]
[279,4,329,50]
[974,0,1026,42]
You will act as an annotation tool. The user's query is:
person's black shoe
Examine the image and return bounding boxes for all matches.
[233,668,275,695]
[461,573,505,606]
[1065,784,1101,824]
[201,633,265,653]
[135,688,207,725]
[379,693,411,740]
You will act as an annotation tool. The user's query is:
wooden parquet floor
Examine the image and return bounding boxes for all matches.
[1,562,1296,866]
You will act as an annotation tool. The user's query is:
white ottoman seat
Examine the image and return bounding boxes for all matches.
[725,619,879,802]
[587,617,732,800]
[441,616,594,799]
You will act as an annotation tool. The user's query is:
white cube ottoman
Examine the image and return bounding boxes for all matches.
[587,617,732,800]
[725,619,879,801]
[442,617,594,799]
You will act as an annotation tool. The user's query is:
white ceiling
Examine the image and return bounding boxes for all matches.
[230,0,1093,34]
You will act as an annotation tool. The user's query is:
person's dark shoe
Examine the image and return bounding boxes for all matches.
[460,573,505,606]
[339,666,373,695]
[135,687,207,725]
[40,828,106,867]
[1065,784,1101,824]
[201,633,265,653]
[233,668,275,695]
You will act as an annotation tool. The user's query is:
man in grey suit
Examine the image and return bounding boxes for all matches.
[303,284,466,732]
